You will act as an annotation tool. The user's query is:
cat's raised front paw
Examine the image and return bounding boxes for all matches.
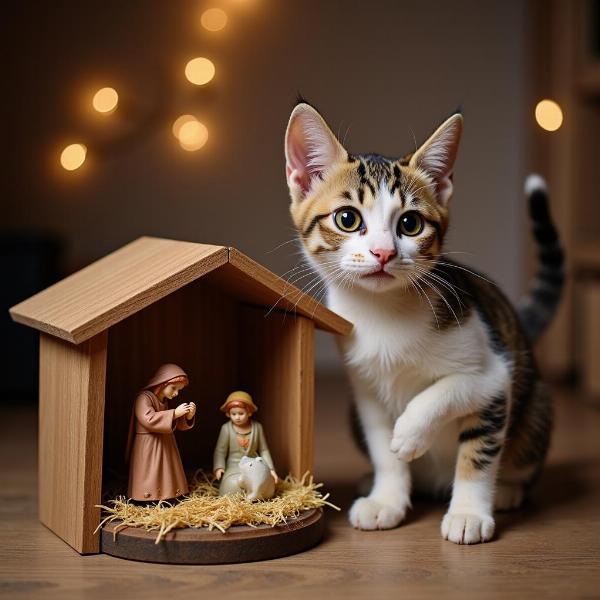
[349,496,407,530]
[441,512,495,544]
[390,412,432,462]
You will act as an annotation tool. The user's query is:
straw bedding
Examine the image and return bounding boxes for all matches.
[96,472,338,543]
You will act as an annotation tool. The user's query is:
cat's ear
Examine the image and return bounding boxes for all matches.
[285,103,348,202]
[409,113,463,206]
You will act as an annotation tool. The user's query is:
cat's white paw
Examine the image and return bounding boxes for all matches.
[349,496,407,530]
[390,411,432,462]
[441,512,495,544]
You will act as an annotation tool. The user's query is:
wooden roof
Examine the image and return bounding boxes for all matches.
[9,237,352,344]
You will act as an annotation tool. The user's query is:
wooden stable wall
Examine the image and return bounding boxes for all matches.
[240,308,315,478]
[38,332,107,554]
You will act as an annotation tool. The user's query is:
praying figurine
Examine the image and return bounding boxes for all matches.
[213,391,278,499]
[126,363,196,501]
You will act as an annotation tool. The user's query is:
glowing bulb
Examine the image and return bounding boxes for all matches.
[535,99,563,132]
[172,114,197,139]
[178,120,208,151]
[92,87,119,113]
[201,8,228,31]
[60,144,87,171]
[184,58,215,85]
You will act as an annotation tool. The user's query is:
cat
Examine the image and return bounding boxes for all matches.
[283,100,564,544]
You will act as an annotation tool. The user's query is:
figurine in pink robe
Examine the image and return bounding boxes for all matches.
[126,363,196,501]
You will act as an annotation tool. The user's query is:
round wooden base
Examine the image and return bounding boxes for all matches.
[101,508,324,564]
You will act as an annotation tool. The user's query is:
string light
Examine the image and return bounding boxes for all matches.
[92,87,119,114]
[172,114,198,139]
[57,0,252,174]
[178,120,208,151]
[184,57,215,85]
[201,8,228,31]
[60,144,87,171]
[535,99,563,132]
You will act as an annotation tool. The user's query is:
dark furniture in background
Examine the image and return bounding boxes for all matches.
[0,232,63,403]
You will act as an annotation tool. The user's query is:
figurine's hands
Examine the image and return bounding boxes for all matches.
[214,468,224,481]
[187,402,196,418]
[271,470,279,484]
[174,403,191,419]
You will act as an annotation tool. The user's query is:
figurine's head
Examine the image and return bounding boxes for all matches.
[144,364,189,400]
[227,405,251,427]
[160,377,188,400]
[220,391,258,426]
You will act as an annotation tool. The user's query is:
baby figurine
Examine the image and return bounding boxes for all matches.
[238,456,275,501]
[213,391,277,499]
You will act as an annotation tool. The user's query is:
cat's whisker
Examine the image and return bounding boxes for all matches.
[410,264,467,309]
[408,126,418,155]
[277,269,322,302]
[283,256,340,275]
[293,266,344,309]
[341,122,353,148]
[437,251,475,257]
[279,258,342,289]
[265,238,299,254]
[283,263,331,287]
[265,260,341,318]
[276,257,331,282]
[414,258,497,286]
[311,285,330,317]
[321,267,349,292]
[405,272,421,301]
[418,274,462,329]
[310,268,350,318]
[278,263,314,282]
[409,273,440,330]
[336,271,355,300]
[293,266,339,296]
[307,268,339,303]
[341,270,358,293]
[291,276,328,313]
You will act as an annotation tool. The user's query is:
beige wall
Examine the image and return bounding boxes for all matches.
[5,0,531,368]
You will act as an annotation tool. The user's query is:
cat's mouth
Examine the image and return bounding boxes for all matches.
[362,268,394,279]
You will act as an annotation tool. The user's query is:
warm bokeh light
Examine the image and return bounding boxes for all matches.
[535,99,563,132]
[201,8,228,31]
[60,144,87,171]
[172,114,198,139]
[184,58,215,85]
[178,120,209,151]
[92,87,119,113]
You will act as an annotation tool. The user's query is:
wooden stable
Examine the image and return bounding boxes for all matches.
[9,237,351,555]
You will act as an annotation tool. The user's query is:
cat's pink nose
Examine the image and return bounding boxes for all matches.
[370,248,397,265]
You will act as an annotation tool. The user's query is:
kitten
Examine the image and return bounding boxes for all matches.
[284,101,564,544]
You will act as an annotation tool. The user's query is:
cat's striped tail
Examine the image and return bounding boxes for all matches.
[517,174,565,343]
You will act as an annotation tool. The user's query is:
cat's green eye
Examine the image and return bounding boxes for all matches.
[334,208,363,233]
[397,211,424,237]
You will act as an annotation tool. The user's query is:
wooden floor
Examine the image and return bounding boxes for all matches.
[1,374,599,599]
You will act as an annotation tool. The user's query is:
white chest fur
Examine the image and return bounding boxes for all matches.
[328,286,490,493]
[330,287,486,411]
